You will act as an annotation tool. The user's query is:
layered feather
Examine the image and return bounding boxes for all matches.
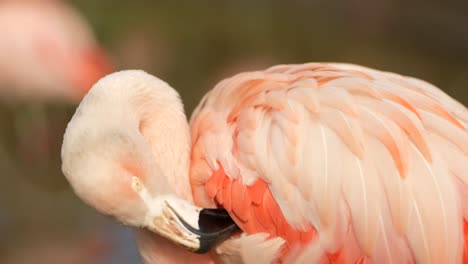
[190,63,468,262]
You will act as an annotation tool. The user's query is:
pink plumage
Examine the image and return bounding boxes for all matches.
[61,63,468,263]
[190,63,468,263]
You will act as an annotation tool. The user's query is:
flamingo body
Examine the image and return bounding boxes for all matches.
[61,63,468,263]
[189,63,468,263]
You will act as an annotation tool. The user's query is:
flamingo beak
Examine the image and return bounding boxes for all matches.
[131,177,239,253]
[72,47,113,99]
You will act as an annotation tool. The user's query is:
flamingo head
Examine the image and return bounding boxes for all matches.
[61,70,238,253]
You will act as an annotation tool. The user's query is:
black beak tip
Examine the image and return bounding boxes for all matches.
[196,238,215,254]
[177,208,240,254]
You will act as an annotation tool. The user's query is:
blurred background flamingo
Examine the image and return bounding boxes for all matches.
[0,0,112,189]
[0,1,139,263]
[0,0,111,102]
[0,0,467,263]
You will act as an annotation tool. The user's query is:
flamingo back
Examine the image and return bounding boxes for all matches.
[189,63,468,263]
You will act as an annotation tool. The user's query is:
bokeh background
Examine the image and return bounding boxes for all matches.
[0,0,467,263]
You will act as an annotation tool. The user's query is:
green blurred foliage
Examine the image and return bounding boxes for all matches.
[73,0,468,112]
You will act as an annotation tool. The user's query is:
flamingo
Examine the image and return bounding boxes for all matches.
[0,0,111,102]
[61,63,468,263]
[0,0,112,189]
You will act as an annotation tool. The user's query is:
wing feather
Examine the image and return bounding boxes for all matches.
[319,108,365,159]
[189,63,468,262]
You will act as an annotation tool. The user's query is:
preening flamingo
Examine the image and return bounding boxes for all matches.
[61,63,468,263]
[0,0,111,102]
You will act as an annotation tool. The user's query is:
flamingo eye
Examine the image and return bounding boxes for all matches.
[131,176,143,192]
